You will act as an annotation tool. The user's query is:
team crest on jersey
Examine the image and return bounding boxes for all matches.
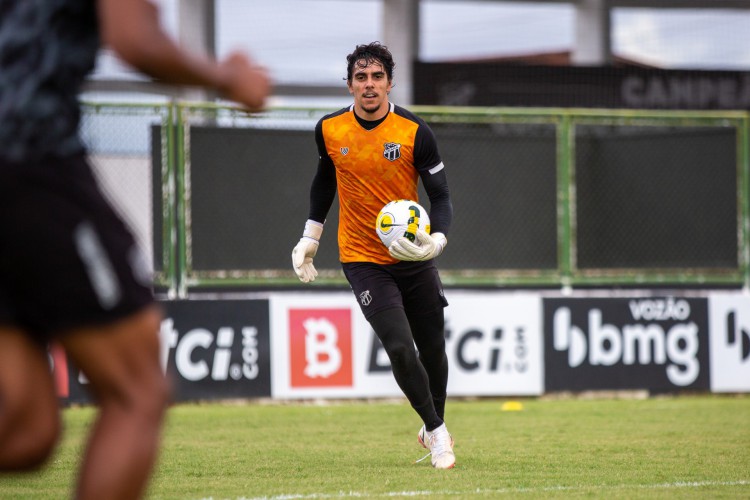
[359,290,372,306]
[340,147,349,156]
[383,142,401,162]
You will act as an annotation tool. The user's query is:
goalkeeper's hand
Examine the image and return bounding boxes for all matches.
[389,230,447,262]
[292,220,324,283]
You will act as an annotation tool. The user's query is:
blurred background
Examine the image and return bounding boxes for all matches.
[79,0,750,296]
[87,0,750,105]
[56,0,750,403]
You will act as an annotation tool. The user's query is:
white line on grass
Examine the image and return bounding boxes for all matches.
[216,479,750,500]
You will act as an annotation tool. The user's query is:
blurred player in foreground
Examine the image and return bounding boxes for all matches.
[291,42,455,469]
[0,0,270,498]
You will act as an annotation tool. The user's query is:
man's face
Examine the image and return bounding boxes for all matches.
[348,59,392,118]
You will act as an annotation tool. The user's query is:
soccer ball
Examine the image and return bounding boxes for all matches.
[375,199,431,248]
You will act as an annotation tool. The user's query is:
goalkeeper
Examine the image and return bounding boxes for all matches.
[291,42,455,469]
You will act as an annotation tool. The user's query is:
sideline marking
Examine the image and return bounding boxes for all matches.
[217,480,750,500]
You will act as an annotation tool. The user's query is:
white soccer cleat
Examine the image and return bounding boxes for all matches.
[418,425,429,449]
[418,424,454,449]
[417,423,456,469]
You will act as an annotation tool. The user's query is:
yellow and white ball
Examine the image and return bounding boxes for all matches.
[375,199,431,248]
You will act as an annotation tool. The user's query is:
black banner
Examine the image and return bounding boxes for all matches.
[57,299,272,404]
[161,299,271,401]
[414,63,750,110]
[544,297,710,392]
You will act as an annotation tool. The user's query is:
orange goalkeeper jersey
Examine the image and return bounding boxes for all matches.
[317,103,442,264]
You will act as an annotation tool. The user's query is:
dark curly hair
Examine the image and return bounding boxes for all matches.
[345,42,395,83]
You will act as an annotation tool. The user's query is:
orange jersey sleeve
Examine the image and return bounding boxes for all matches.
[322,108,421,264]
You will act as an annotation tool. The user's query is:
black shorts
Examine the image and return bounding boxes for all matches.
[342,260,448,320]
[0,155,154,341]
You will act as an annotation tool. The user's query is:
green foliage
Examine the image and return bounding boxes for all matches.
[1,396,748,499]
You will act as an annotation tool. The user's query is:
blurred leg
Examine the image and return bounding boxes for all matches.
[60,305,169,500]
[0,327,60,470]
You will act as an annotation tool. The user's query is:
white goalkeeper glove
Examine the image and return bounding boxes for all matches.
[292,219,324,283]
[389,230,447,262]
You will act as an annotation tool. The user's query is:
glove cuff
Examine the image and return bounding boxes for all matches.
[432,232,447,257]
[302,219,324,241]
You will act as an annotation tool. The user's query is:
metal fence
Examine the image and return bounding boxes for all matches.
[80,102,176,291]
[80,102,750,297]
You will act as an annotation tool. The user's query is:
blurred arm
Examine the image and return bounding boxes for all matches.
[97,0,270,110]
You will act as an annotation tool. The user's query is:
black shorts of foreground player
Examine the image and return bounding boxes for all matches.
[291,42,455,469]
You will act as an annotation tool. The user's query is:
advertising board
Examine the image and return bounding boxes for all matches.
[709,293,750,392]
[544,297,710,392]
[270,291,543,399]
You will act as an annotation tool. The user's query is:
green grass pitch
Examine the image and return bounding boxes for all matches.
[1,395,748,499]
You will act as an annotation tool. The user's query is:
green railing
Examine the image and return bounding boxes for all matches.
[81,102,750,296]
[80,102,177,293]
[413,106,750,288]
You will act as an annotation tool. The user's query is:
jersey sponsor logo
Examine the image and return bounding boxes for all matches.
[289,309,353,387]
[340,147,349,155]
[383,142,401,161]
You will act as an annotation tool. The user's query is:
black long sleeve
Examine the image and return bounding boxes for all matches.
[307,119,337,223]
[308,155,337,223]
[421,167,452,236]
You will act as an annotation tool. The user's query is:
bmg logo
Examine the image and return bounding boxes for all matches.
[553,306,700,386]
[544,297,710,391]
